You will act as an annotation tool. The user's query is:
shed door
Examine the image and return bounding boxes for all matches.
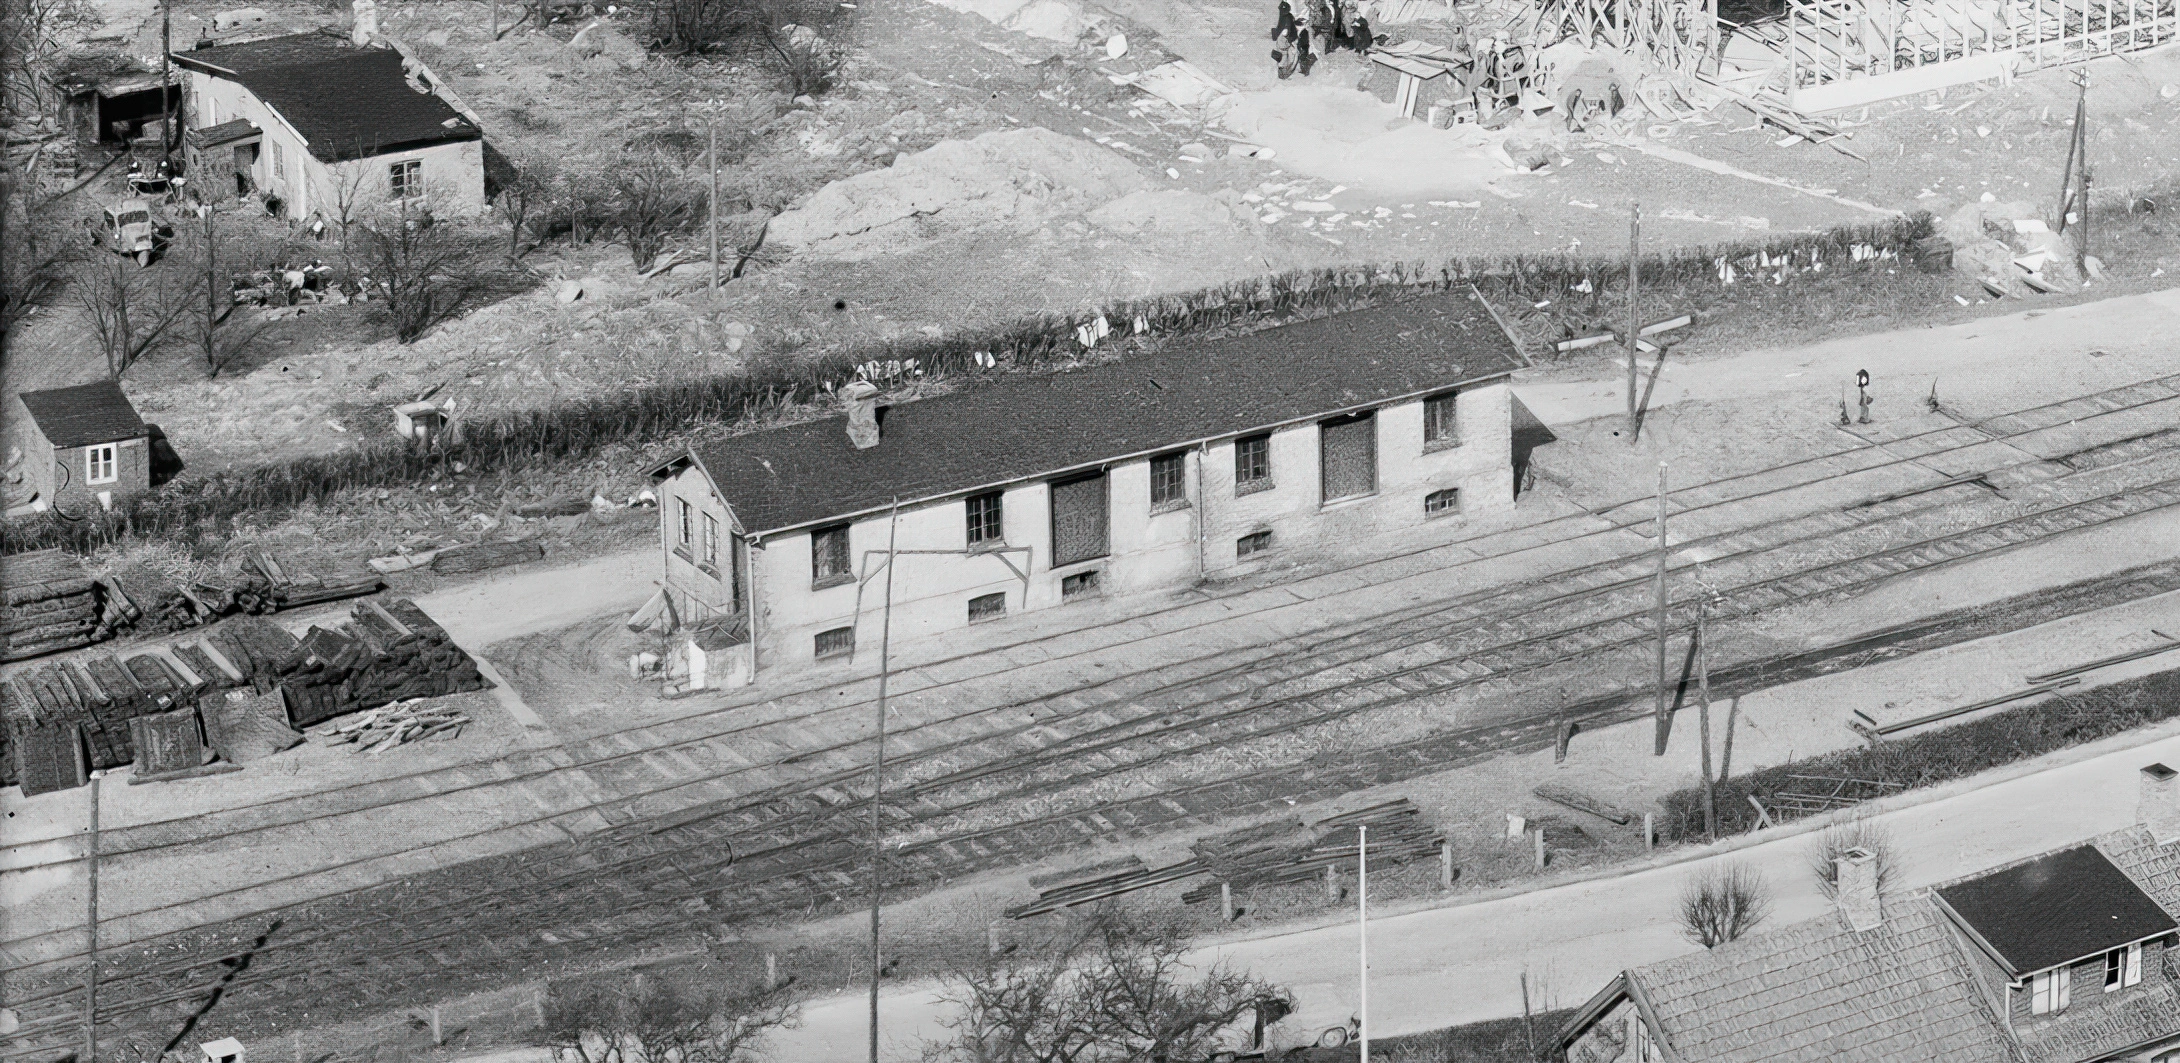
[1050,473,1109,567]
[1320,411,1378,502]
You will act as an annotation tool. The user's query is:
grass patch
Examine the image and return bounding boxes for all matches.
[1660,666,2180,841]
[1,215,1932,558]
[1374,1008,1577,1062]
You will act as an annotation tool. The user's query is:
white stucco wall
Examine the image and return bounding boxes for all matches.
[676,380,1517,676]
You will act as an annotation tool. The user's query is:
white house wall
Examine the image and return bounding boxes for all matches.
[724,381,1515,673]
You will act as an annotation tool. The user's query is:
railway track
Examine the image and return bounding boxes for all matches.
[7,379,2180,1053]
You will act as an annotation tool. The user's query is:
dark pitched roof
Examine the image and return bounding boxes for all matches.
[1626,898,2019,1063]
[1936,845,2177,976]
[662,293,1526,537]
[173,34,478,162]
[18,381,148,448]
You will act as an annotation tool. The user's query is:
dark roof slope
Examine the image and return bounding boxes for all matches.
[1630,899,2019,1063]
[19,381,148,448]
[667,293,1526,536]
[173,34,478,162]
[1936,844,2177,975]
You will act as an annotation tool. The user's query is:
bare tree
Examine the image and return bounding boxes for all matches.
[612,152,699,272]
[173,205,266,376]
[78,253,194,378]
[1679,864,1771,949]
[357,196,497,343]
[495,150,557,260]
[0,156,71,341]
[543,969,799,1063]
[1810,817,1896,901]
[926,908,1289,1063]
[1,0,94,124]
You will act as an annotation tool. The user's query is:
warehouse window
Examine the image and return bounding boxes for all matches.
[85,445,117,486]
[1320,412,1377,503]
[1234,433,1272,495]
[2032,969,2071,1014]
[1061,570,1101,600]
[1050,474,1109,566]
[1150,452,1188,511]
[1424,488,1461,518]
[967,592,1007,623]
[390,158,422,198]
[811,524,852,587]
[1424,391,1460,448]
[814,626,855,659]
[1236,530,1271,559]
[966,491,1004,547]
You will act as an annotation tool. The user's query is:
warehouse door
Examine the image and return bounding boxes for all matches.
[1320,411,1378,502]
[1050,472,1109,566]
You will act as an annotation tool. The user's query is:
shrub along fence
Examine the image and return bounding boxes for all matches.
[1,214,1932,557]
[1660,667,2180,842]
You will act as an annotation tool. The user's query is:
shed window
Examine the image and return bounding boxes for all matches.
[1150,452,1188,510]
[814,626,855,659]
[967,592,1007,623]
[1234,433,1271,494]
[1236,530,1272,558]
[1424,488,1461,517]
[2032,968,2072,1014]
[390,159,422,198]
[966,491,1004,547]
[1320,411,1377,503]
[1424,391,1459,446]
[812,524,852,585]
[676,498,692,548]
[85,445,117,486]
[2107,944,2143,991]
[702,512,721,567]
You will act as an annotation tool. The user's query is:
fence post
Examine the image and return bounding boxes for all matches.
[765,952,779,987]
[986,925,1002,957]
[1440,840,1455,890]
[1324,864,1341,902]
[1534,829,1547,870]
[1644,812,1655,852]
[1221,882,1236,922]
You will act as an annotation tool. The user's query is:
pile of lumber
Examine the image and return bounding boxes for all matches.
[278,598,491,730]
[429,540,545,576]
[101,551,381,637]
[1005,855,1211,919]
[2,550,103,661]
[205,616,304,686]
[1180,800,1444,905]
[316,701,472,753]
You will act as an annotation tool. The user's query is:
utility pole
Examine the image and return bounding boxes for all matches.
[2057,70,2091,272]
[1357,823,1369,1063]
[689,100,725,294]
[1652,462,1670,756]
[84,773,101,1063]
[868,500,900,1063]
[1626,201,1641,433]
[160,0,173,169]
[1697,603,1716,839]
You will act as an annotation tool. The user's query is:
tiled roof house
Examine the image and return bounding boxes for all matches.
[1556,764,2180,1063]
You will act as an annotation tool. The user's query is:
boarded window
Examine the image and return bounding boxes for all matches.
[1237,530,1272,558]
[1061,571,1101,599]
[1425,488,1461,517]
[814,626,855,659]
[272,140,285,180]
[1050,473,1109,566]
[1424,391,1459,446]
[1234,433,1271,493]
[812,524,852,585]
[1150,452,1187,509]
[967,491,1004,546]
[967,592,1007,622]
[1320,412,1377,502]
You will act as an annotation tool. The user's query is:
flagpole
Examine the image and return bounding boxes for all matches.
[1359,822,1369,1063]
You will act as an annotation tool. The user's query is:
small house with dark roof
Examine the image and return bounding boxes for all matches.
[172,30,484,217]
[15,381,155,512]
[1555,763,2180,1063]
[645,293,1529,682]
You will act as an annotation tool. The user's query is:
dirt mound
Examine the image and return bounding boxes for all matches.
[769,128,1151,256]
[1086,189,1250,235]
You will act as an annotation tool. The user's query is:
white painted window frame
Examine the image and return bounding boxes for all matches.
[85,444,117,485]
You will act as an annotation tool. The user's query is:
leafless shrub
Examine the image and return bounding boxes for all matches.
[543,967,799,1063]
[611,153,700,272]
[494,150,558,259]
[1811,816,1896,901]
[1679,864,1770,949]
[77,251,194,378]
[759,23,843,98]
[355,199,506,343]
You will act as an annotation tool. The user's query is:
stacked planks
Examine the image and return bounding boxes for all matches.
[101,551,382,638]
[1005,855,1211,919]
[1180,799,1444,905]
[2,550,103,661]
[278,599,492,730]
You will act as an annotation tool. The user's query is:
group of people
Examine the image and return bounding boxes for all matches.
[1270,0,1374,79]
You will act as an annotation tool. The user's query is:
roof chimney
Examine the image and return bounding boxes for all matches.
[1835,847,1882,931]
[840,380,881,450]
[2142,764,2180,845]
[351,0,379,45]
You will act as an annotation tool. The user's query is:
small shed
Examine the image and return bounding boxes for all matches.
[1368,42,1469,119]
[199,1038,246,1063]
[664,624,751,695]
[49,54,178,145]
[184,119,263,202]
[16,380,157,513]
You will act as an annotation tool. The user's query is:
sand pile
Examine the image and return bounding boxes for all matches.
[769,127,1152,256]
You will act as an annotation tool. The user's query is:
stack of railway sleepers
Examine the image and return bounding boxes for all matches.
[1005,855,1210,919]
[102,563,201,635]
[2,674,88,796]
[2,550,103,661]
[1179,799,1444,905]
[244,548,382,610]
[277,598,492,730]
[204,616,304,688]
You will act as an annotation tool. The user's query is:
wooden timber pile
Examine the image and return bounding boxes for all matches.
[277,598,490,730]
[2,550,103,661]
[1179,799,1443,905]
[1005,855,1211,919]
[101,551,381,637]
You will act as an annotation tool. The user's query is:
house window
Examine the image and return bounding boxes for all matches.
[1320,411,1378,503]
[966,491,1004,547]
[1061,571,1101,600]
[702,512,721,567]
[2107,944,2144,991]
[812,524,852,586]
[1234,433,1272,494]
[1236,530,1272,558]
[967,592,1007,623]
[1150,452,1188,511]
[1424,391,1460,447]
[271,140,284,181]
[676,498,692,550]
[85,445,117,486]
[2032,969,2072,1014]
[814,626,855,659]
[390,159,422,199]
[1425,488,1461,517]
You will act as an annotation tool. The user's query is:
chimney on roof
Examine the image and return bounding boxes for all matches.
[1835,847,1882,931]
[840,380,881,450]
[2141,764,2180,845]
[351,0,379,45]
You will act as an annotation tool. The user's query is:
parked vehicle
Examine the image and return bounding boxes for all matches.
[1207,997,1357,1060]
[87,198,171,266]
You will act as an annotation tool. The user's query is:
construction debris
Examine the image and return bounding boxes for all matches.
[316,700,471,753]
